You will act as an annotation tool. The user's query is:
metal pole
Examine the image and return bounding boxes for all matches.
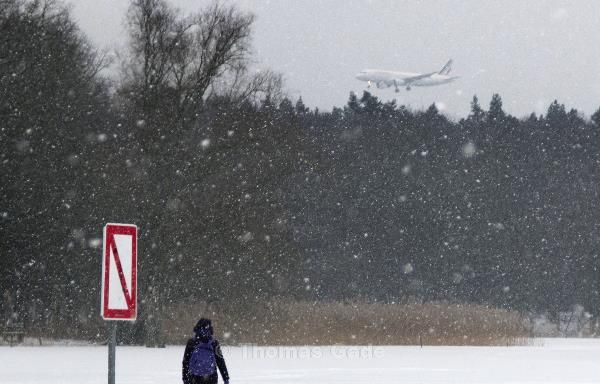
[108,322,116,384]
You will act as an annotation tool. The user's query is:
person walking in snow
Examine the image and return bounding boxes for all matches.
[182,318,230,384]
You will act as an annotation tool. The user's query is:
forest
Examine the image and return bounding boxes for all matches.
[2,0,600,344]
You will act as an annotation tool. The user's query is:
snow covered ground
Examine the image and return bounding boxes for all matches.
[1,338,599,383]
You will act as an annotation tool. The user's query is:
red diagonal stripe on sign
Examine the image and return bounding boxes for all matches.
[110,238,133,306]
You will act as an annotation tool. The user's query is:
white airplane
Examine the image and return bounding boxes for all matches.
[355,59,458,92]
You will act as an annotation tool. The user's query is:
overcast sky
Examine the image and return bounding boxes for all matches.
[66,0,600,118]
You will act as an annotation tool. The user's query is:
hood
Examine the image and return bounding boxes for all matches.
[193,318,214,342]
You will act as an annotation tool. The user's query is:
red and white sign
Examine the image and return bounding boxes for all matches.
[102,223,137,321]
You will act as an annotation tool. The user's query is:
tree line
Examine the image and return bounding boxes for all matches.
[2,0,600,343]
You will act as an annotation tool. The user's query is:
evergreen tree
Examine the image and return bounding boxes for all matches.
[567,108,583,126]
[546,100,567,123]
[425,102,439,117]
[527,112,538,122]
[278,97,295,116]
[360,91,383,115]
[468,95,485,122]
[382,100,397,116]
[591,107,600,126]
[295,97,309,115]
[346,92,361,114]
[488,93,506,122]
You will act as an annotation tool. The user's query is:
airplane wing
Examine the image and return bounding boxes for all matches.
[403,72,437,83]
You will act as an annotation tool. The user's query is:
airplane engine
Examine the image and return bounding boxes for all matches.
[376,81,386,89]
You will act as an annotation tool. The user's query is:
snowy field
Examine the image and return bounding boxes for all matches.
[1,338,599,383]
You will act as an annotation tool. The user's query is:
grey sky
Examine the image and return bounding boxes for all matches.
[67,0,600,118]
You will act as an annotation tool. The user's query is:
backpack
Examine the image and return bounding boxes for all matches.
[189,340,217,376]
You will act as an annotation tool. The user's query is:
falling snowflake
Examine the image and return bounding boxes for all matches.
[462,142,476,158]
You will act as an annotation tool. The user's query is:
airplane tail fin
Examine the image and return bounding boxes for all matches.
[439,59,453,75]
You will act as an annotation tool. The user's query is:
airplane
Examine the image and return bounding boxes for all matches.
[355,59,458,92]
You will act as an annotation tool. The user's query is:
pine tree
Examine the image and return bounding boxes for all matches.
[278,97,294,116]
[468,95,485,122]
[488,93,505,122]
[527,112,538,122]
[591,107,600,126]
[295,97,309,115]
[425,102,439,116]
[360,91,382,115]
[346,92,361,114]
[546,100,567,123]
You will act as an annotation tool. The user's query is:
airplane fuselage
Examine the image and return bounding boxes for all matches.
[355,64,458,91]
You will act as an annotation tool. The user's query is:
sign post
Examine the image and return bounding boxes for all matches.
[108,322,116,384]
[102,223,137,384]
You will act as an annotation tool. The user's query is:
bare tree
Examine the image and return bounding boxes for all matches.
[176,2,254,112]
[120,0,259,347]
[209,63,285,106]
[1,0,112,340]
[123,0,255,129]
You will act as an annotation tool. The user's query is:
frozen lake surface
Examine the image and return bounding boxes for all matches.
[1,338,599,383]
